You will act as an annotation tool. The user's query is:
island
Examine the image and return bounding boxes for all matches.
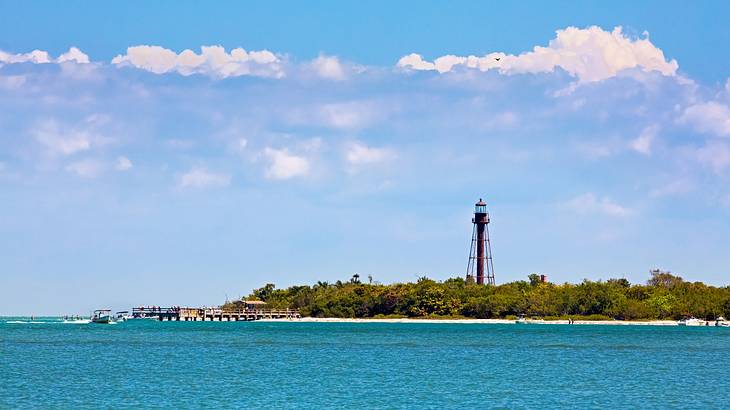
[222,270,730,321]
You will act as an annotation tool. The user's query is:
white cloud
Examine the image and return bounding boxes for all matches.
[308,55,346,80]
[263,147,310,180]
[165,139,195,150]
[677,102,730,137]
[33,120,93,156]
[397,53,436,71]
[115,156,133,171]
[398,26,678,83]
[65,159,103,178]
[111,45,284,79]
[630,125,659,155]
[695,142,730,174]
[563,193,633,217]
[57,47,90,64]
[317,101,380,130]
[237,138,248,150]
[575,141,619,159]
[0,49,51,65]
[649,179,694,198]
[0,47,89,66]
[346,142,397,165]
[298,137,323,153]
[178,167,231,188]
[0,75,26,89]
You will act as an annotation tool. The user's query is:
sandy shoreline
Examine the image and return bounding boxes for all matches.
[261,317,680,326]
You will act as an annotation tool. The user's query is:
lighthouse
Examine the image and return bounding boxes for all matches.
[466,199,495,285]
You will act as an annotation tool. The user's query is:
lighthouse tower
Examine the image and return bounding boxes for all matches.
[466,199,495,285]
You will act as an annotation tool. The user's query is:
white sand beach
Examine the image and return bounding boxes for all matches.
[261,317,680,326]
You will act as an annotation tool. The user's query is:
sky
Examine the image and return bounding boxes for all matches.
[1,2,729,315]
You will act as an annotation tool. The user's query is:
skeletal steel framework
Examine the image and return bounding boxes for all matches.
[466,198,495,285]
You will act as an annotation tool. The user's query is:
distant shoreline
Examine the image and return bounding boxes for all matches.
[261,317,682,326]
[4,317,724,327]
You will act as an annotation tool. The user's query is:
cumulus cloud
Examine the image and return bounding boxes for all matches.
[263,147,310,180]
[308,55,346,80]
[111,45,284,79]
[677,102,730,137]
[397,53,436,71]
[57,47,90,64]
[562,193,633,217]
[65,159,103,178]
[178,167,231,188]
[346,142,397,165]
[115,156,133,171]
[0,49,51,65]
[0,47,89,66]
[397,26,678,83]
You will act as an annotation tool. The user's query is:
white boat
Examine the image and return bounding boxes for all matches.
[515,314,527,324]
[677,317,706,326]
[716,317,729,327]
[115,311,132,321]
[91,309,113,324]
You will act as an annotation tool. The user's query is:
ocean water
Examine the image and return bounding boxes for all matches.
[1,318,728,409]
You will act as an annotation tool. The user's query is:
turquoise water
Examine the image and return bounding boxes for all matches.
[1,318,728,409]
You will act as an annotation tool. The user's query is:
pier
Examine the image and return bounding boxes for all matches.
[131,302,300,322]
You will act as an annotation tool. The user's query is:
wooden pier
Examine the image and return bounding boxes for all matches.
[132,304,300,322]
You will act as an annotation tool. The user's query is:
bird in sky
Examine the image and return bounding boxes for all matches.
[495,57,501,61]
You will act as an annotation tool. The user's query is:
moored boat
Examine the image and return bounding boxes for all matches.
[115,311,131,322]
[91,309,113,324]
[677,317,705,326]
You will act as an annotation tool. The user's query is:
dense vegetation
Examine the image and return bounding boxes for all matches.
[223,271,730,320]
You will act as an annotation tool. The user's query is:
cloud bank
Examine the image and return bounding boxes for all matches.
[0,25,680,86]
[111,45,284,79]
[0,47,89,66]
[398,26,678,83]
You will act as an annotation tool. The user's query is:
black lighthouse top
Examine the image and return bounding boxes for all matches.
[475,198,487,214]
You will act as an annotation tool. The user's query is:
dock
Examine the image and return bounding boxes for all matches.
[131,303,300,322]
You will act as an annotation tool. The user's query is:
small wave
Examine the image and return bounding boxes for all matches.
[5,320,48,324]
[63,320,91,324]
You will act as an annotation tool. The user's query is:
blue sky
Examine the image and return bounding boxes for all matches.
[1,2,729,315]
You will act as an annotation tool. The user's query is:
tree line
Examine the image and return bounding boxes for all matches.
[223,271,730,320]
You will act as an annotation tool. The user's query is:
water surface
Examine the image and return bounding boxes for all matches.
[1,318,728,408]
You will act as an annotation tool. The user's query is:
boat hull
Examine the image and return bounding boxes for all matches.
[678,319,706,326]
